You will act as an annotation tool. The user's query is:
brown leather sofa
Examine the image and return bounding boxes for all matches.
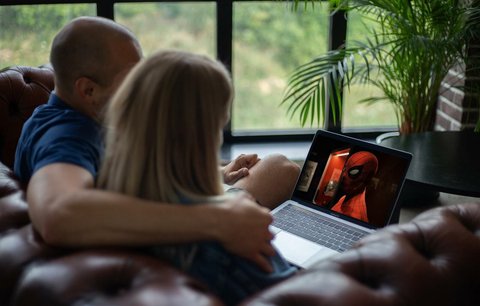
[1,66,480,306]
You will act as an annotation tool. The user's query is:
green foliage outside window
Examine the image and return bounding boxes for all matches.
[115,3,216,57]
[0,2,395,130]
[234,3,328,72]
[0,4,95,67]
[0,5,92,34]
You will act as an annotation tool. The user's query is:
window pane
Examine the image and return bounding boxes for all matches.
[115,2,215,58]
[233,2,329,132]
[0,4,96,68]
[342,10,397,128]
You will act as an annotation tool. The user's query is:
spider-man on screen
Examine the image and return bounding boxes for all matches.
[330,151,378,222]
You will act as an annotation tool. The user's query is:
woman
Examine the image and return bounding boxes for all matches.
[97,50,296,305]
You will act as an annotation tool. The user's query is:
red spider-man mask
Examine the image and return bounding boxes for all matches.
[340,151,378,196]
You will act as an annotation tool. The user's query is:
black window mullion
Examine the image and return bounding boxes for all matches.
[96,0,114,19]
[326,6,347,133]
[217,0,233,142]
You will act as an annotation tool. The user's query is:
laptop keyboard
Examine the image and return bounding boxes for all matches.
[272,204,370,252]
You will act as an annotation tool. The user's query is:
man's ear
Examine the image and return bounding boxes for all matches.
[74,77,96,103]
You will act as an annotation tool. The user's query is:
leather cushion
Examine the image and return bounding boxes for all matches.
[0,66,54,169]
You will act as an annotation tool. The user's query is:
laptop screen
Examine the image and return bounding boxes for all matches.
[293,130,412,228]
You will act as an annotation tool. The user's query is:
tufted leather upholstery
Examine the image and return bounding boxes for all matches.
[242,204,480,306]
[0,162,223,306]
[1,65,480,305]
[0,66,54,170]
[11,249,220,306]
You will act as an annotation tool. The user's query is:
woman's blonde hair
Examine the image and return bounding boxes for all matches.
[97,50,233,203]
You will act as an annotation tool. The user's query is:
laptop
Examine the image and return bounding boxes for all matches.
[271,129,412,268]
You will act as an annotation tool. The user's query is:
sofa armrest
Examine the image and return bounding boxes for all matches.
[242,203,480,306]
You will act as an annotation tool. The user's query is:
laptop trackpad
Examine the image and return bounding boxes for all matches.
[273,231,325,266]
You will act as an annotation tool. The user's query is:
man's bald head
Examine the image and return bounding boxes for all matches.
[50,16,141,94]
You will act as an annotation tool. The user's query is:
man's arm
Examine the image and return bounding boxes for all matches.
[27,163,275,272]
[232,154,300,210]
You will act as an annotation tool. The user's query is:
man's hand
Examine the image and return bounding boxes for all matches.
[215,192,275,273]
[222,154,260,185]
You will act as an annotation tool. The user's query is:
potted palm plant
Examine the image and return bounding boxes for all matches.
[283,0,480,133]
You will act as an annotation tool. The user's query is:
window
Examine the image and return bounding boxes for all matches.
[232,1,329,132]
[114,2,215,58]
[0,0,395,141]
[0,4,96,68]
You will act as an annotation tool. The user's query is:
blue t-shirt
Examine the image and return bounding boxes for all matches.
[14,93,103,184]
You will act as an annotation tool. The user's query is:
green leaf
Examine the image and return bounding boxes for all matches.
[282,0,480,132]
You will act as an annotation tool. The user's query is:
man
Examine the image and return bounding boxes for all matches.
[14,16,299,272]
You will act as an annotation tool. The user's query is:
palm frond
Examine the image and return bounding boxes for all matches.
[281,47,373,126]
[283,0,480,131]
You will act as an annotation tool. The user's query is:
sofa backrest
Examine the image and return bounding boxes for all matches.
[0,66,54,169]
